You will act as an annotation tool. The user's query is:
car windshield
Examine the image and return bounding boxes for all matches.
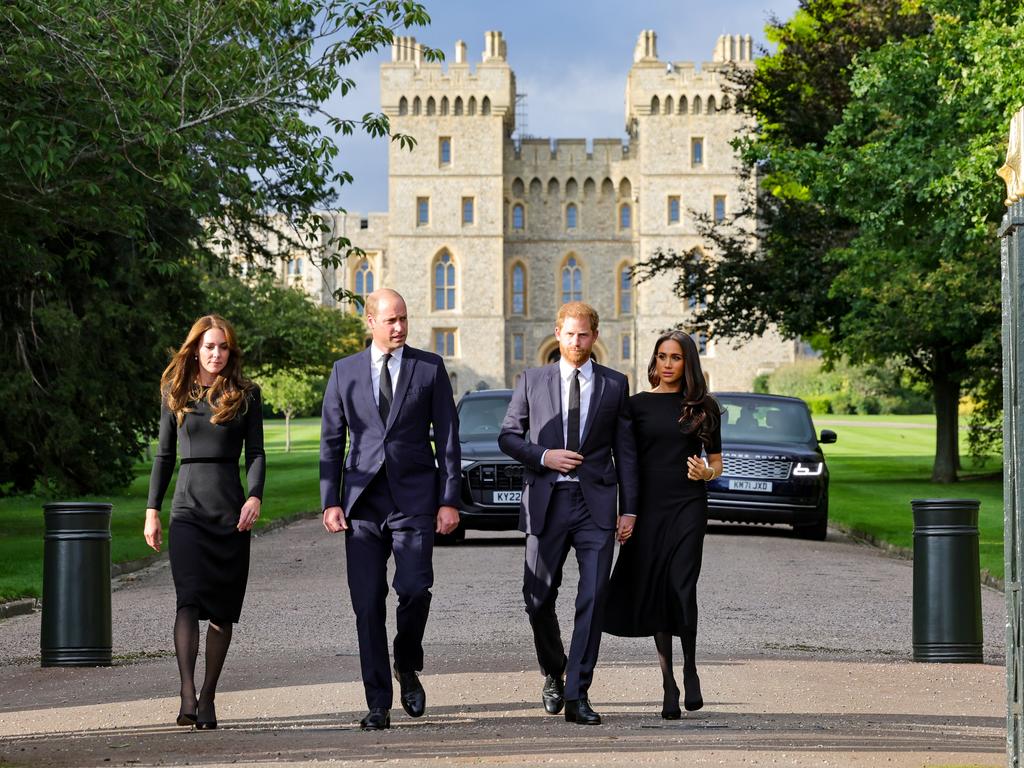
[718,396,815,443]
[458,396,511,440]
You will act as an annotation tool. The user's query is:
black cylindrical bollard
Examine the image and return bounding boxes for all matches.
[41,502,113,667]
[911,498,983,663]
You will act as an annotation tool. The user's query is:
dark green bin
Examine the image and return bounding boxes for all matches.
[41,502,112,666]
[911,498,983,663]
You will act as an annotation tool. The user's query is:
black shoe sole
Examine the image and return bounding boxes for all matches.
[195,721,217,730]
[175,713,197,727]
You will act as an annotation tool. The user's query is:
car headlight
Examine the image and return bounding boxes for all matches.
[461,459,476,469]
[793,462,823,476]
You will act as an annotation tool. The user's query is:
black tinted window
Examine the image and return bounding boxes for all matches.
[458,396,512,439]
[718,396,814,443]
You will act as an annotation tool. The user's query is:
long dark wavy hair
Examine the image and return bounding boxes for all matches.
[646,330,720,450]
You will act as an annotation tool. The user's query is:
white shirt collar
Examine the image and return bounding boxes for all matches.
[371,343,404,364]
[559,356,593,381]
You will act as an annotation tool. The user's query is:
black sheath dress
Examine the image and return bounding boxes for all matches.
[147,386,265,624]
[604,391,721,637]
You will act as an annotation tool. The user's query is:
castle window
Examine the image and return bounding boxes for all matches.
[512,204,525,230]
[454,96,463,115]
[467,96,477,115]
[565,178,578,198]
[601,178,614,197]
[511,263,526,314]
[529,178,542,196]
[399,97,408,116]
[426,96,436,116]
[651,95,660,115]
[707,95,717,113]
[713,195,726,223]
[462,197,474,225]
[566,203,578,230]
[693,332,708,356]
[619,203,632,230]
[440,96,449,115]
[548,177,559,196]
[512,177,525,197]
[433,251,456,310]
[433,328,456,357]
[691,137,704,166]
[679,95,688,114]
[439,137,451,166]
[287,257,303,277]
[668,195,681,224]
[512,333,525,361]
[481,96,491,115]
[416,196,429,226]
[621,333,632,361]
[686,255,706,309]
[561,255,582,303]
[618,263,633,315]
[721,95,732,112]
[354,259,374,304]
[413,96,421,115]
[693,95,702,114]
[583,177,596,197]
[665,95,674,114]
[619,177,632,198]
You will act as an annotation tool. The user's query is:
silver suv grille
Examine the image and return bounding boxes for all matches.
[722,452,792,480]
[466,463,524,491]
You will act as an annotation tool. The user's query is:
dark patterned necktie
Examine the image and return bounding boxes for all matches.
[378,353,393,423]
[566,369,580,477]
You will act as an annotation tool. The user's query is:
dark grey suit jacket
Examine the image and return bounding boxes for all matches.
[498,361,639,535]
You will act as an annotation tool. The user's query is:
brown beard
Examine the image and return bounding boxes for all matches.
[560,344,589,366]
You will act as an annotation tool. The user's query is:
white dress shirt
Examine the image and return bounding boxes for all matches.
[549,357,594,482]
[370,343,403,406]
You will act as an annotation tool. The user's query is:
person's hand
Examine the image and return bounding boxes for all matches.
[687,455,711,481]
[616,515,636,545]
[436,505,460,535]
[543,449,584,474]
[144,509,162,552]
[323,505,348,533]
[238,496,261,532]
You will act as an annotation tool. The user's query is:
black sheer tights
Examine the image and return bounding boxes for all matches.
[654,630,701,713]
[174,607,233,721]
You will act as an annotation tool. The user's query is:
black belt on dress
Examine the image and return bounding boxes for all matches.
[180,457,237,465]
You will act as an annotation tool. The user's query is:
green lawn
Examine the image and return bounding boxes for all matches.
[0,415,1008,602]
[816,416,1003,581]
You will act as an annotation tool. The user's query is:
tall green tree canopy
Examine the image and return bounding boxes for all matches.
[0,0,433,494]
[639,0,1022,481]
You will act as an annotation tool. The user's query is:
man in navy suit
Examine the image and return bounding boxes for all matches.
[499,301,638,724]
[320,288,461,730]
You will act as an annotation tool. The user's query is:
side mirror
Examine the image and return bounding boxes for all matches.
[819,429,837,444]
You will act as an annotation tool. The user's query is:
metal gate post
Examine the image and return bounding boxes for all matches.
[998,107,1024,768]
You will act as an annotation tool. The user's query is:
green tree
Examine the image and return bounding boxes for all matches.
[259,370,324,452]
[0,0,436,494]
[639,0,1021,482]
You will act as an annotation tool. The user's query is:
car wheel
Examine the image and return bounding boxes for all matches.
[794,499,828,541]
[435,523,466,546]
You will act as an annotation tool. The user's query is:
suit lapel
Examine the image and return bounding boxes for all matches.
[355,348,378,423]
[579,363,606,448]
[546,364,561,437]
[385,346,417,434]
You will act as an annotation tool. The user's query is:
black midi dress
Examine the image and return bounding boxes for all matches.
[147,386,265,624]
[604,391,721,637]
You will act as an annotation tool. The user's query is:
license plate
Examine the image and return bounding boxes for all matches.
[492,491,522,503]
[728,479,772,492]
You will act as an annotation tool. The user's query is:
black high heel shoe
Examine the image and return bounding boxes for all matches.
[683,670,704,712]
[196,697,217,730]
[176,696,198,727]
[661,683,681,720]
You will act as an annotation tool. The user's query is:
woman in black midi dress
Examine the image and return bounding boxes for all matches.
[605,330,722,719]
[144,314,265,730]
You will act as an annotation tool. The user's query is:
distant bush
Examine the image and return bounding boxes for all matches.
[761,358,932,415]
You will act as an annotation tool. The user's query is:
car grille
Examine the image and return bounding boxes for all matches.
[466,463,524,491]
[722,452,792,480]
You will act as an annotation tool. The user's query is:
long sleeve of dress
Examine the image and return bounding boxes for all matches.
[244,386,266,500]
[147,403,177,510]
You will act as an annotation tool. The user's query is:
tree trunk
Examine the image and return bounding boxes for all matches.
[285,410,292,453]
[931,372,960,483]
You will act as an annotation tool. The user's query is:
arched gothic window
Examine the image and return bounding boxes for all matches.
[398,97,408,115]
[433,251,456,310]
[619,203,632,230]
[561,255,582,303]
[618,263,633,315]
[512,203,525,230]
[511,263,526,315]
[354,259,374,303]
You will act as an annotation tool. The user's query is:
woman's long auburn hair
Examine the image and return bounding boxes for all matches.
[646,330,720,450]
[160,315,251,425]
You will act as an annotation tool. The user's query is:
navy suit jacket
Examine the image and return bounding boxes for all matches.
[498,361,639,535]
[319,345,461,519]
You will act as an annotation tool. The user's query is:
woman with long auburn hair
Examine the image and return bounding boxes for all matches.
[144,314,265,730]
[604,330,722,718]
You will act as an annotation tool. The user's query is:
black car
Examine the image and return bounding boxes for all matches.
[444,389,522,542]
[707,392,836,540]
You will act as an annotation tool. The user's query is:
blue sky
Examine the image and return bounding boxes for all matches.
[328,0,800,213]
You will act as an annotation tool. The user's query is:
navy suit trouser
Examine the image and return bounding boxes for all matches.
[523,483,615,700]
[345,468,434,709]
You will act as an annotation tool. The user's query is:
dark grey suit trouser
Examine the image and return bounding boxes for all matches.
[345,468,434,709]
[523,483,615,700]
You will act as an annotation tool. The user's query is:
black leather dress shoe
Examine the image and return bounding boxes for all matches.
[564,696,602,725]
[542,674,565,714]
[359,708,391,730]
[394,665,426,718]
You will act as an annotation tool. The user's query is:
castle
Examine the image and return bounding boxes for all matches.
[273,30,796,393]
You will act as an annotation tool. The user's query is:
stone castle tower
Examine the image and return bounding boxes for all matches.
[285,30,795,394]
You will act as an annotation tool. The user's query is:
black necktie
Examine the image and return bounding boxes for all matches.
[378,353,393,423]
[566,369,580,477]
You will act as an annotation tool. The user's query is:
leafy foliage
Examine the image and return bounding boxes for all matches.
[258,369,325,452]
